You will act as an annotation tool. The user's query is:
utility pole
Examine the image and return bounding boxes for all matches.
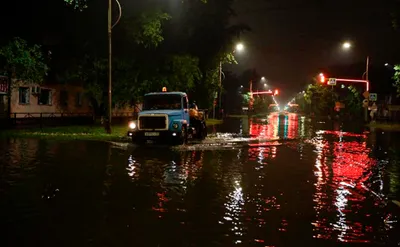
[106,0,112,134]
[105,0,122,134]
[218,61,222,119]
[364,56,370,122]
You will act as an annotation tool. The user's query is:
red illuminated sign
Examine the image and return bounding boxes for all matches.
[0,76,8,94]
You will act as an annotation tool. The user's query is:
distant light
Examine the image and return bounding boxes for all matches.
[264,83,267,87]
[162,87,167,92]
[342,42,351,49]
[385,63,389,66]
[274,89,279,95]
[261,77,266,81]
[319,73,325,83]
[240,85,243,88]
[236,43,244,52]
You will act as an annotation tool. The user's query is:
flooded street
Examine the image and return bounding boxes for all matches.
[1,113,400,247]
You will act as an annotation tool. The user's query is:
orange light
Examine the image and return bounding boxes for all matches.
[162,87,167,92]
[274,89,279,95]
[319,73,325,83]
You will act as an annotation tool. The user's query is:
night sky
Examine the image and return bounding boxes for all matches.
[229,0,400,99]
[2,0,400,101]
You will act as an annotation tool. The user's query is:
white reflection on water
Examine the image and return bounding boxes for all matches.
[127,155,137,178]
[221,150,245,244]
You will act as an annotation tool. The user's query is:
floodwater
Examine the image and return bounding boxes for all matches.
[1,113,399,247]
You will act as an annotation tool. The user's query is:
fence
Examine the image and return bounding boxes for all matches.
[1,109,208,129]
[2,112,137,129]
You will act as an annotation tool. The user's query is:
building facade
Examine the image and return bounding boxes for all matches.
[0,76,8,119]
[0,77,139,126]
[8,81,91,118]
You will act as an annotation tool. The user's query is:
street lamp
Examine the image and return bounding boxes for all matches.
[106,0,122,133]
[216,42,245,119]
[342,42,351,49]
[341,41,370,122]
[64,0,122,133]
[236,43,244,52]
[341,42,369,81]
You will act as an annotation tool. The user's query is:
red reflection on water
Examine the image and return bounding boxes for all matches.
[312,130,378,243]
[249,113,279,139]
[320,130,367,139]
[286,113,298,139]
[152,192,168,215]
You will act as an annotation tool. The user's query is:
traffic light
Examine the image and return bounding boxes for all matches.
[274,89,279,95]
[319,73,325,83]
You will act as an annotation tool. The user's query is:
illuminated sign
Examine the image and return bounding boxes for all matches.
[0,76,8,94]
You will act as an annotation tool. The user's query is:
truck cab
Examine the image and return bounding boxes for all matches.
[127,89,207,145]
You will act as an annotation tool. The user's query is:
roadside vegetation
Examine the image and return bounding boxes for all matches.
[0,119,223,141]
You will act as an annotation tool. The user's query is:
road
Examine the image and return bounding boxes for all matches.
[0,113,399,246]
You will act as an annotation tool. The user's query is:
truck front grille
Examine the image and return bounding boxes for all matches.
[139,116,167,129]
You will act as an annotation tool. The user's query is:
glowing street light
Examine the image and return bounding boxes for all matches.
[216,42,245,118]
[236,43,244,52]
[261,76,266,81]
[342,42,351,49]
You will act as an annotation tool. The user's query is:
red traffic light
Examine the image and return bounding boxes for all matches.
[274,89,279,95]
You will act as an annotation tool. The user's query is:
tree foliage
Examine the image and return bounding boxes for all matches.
[0,37,49,84]
[122,11,171,48]
[393,64,400,97]
[61,0,249,111]
[302,81,337,114]
[344,85,362,115]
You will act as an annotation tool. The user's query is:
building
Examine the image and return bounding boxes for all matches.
[0,76,8,119]
[8,81,91,118]
[0,77,138,127]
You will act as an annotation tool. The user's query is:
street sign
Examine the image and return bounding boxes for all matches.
[369,93,377,101]
[327,78,336,86]
[363,91,369,99]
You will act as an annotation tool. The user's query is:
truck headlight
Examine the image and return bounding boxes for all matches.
[129,121,136,129]
[172,123,179,129]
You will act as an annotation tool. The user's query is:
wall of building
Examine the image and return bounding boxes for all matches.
[10,83,91,118]
[9,82,140,118]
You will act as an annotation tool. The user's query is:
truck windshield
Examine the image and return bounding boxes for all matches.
[143,94,182,110]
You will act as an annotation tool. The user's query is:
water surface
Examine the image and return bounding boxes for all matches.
[1,114,399,246]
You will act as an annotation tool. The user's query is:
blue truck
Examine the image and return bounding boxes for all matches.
[127,90,207,145]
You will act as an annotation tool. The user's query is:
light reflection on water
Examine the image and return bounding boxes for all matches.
[0,116,399,246]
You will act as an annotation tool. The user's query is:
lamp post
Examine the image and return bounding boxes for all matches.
[215,43,244,119]
[342,42,370,122]
[106,0,122,133]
